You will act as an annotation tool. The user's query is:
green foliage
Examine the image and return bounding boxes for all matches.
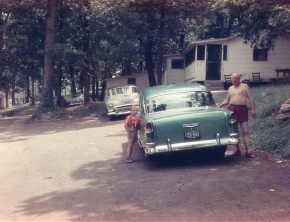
[205,0,290,49]
[1,0,290,111]
[214,85,290,159]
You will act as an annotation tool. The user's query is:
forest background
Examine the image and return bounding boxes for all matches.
[0,0,289,114]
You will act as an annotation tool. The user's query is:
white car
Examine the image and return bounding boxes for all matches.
[105,85,139,120]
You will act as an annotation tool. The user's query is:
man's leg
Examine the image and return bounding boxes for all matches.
[240,121,255,157]
[240,122,249,153]
[232,122,241,155]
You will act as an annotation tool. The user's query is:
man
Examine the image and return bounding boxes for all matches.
[216,73,256,158]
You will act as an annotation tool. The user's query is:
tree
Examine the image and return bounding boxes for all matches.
[205,0,290,49]
[41,0,59,112]
[0,1,12,108]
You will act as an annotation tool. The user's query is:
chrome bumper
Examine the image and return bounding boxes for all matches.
[143,133,239,155]
[107,110,131,116]
[107,106,133,116]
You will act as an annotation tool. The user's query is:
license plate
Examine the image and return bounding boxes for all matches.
[184,131,201,139]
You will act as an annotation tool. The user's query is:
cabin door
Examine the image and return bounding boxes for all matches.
[206,44,222,80]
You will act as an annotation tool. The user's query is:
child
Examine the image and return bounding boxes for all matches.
[124,106,140,163]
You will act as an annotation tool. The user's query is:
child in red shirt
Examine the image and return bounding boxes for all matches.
[124,106,140,163]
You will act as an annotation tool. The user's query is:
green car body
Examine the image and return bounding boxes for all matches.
[138,83,239,160]
[105,85,139,118]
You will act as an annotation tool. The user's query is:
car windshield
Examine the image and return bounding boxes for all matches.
[145,91,215,113]
[107,86,136,97]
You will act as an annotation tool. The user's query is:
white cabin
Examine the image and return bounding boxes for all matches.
[105,71,157,91]
[163,33,290,85]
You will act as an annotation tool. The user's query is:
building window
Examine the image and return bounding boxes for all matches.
[171,59,184,69]
[223,45,228,61]
[197,45,205,60]
[253,48,268,61]
[128,78,136,85]
[185,47,195,67]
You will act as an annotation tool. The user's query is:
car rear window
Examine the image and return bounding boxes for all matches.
[107,86,137,96]
[145,91,214,113]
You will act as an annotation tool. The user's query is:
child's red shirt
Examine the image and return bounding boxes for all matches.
[125,115,140,128]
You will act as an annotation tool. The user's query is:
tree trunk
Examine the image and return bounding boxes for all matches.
[157,0,166,85]
[100,80,106,102]
[69,65,76,96]
[5,86,9,108]
[56,61,62,107]
[92,75,96,101]
[41,0,59,112]
[11,82,15,106]
[145,34,156,87]
[0,7,3,79]
[31,60,35,106]
[82,0,90,104]
[83,68,90,104]
[26,72,30,103]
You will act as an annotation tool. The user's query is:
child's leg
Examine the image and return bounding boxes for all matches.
[127,142,133,157]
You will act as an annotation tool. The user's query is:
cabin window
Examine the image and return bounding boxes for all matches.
[197,45,205,60]
[253,48,268,61]
[223,45,228,61]
[171,59,184,69]
[128,78,136,85]
[185,47,195,67]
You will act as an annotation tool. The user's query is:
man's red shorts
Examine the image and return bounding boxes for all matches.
[228,104,248,123]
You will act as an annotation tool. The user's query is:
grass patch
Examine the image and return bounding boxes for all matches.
[0,103,32,117]
[214,85,290,159]
[31,102,107,120]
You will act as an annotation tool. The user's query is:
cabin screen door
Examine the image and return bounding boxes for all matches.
[206,44,221,80]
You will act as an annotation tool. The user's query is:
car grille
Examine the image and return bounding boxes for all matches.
[115,106,132,114]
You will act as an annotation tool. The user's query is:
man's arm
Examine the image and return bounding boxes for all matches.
[245,85,256,117]
[216,88,231,108]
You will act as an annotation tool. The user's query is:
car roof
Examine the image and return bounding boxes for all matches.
[141,83,210,100]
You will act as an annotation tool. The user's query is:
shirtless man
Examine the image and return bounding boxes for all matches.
[216,73,256,158]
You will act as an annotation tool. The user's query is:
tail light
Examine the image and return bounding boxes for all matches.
[145,122,153,133]
[229,113,236,124]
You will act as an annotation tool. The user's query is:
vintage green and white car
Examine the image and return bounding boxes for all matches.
[138,83,239,160]
[105,85,139,119]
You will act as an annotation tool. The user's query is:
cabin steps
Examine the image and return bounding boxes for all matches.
[203,80,225,91]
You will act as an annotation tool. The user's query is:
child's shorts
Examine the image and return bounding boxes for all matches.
[128,129,137,143]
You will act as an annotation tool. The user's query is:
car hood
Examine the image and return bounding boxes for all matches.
[149,107,230,144]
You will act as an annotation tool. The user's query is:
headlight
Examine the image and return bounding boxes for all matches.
[108,103,113,108]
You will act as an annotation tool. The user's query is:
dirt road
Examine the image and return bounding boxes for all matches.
[0,107,290,221]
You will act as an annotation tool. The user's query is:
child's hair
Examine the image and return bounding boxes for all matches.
[131,105,139,111]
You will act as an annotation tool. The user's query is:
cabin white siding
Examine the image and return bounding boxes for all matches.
[222,35,290,81]
[163,56,185,84]
[105,71,156,91]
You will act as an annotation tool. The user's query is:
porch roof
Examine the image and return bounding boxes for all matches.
[182,35,238,54]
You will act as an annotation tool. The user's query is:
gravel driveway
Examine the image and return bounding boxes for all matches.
[0,106,290,221]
